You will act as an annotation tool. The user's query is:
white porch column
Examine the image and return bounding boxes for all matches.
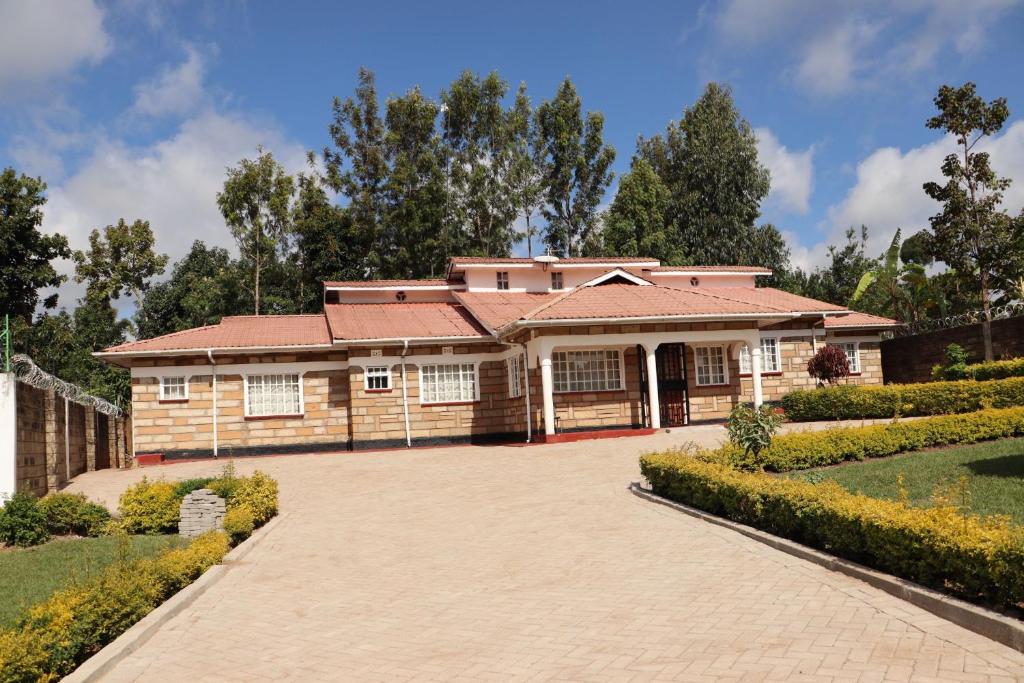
[750,344,764,408]
[540,354,556,436]
[644,345,661,430]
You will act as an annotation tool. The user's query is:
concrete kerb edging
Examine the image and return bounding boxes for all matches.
[629,483,1024,654]
[64,513,285,683]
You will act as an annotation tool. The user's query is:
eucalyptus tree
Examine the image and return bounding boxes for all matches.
[72,218,168,313]
[506,83,547,258]
[536,77,615,257]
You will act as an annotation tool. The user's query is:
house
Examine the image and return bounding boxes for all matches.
[96,256,898,460]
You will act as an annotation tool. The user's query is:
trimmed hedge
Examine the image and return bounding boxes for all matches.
[639,453,1024,611]
[712,406,1024,472]
[780,376,1024,421]
[0,531,230,681]
[967,357,1024,381]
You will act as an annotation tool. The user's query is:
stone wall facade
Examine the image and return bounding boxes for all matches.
[880,315,1024,384]
[178,489,225,537]
[124,324,890,457]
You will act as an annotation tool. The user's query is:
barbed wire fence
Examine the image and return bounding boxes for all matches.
[9,354,123,417]
[882,301,1024,339]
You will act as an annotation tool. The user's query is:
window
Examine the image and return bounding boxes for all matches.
[829,342,860,373]
[507,355,523,398]
[421,363,477,404]
[694,346,727,386]
[496,271,509,290]
[246,374,302,416]
[552,349,622,393]
[550,271,563,290]
[160,376,187,401]
[364,366,391,391]
[739,338,781,374]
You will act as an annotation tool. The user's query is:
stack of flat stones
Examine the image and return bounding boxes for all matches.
[178,488,226,538]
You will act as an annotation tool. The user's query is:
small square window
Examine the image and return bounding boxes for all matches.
[829,342,860,373]
[507,355,523,398]
[496,271,509,290]
[364,366,391,391]
[160,376,187,401]
[739,338,782,374]
[694,346,727,386]
[550,272,563,290]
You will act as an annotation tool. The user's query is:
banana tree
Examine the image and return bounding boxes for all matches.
[851,229,907,318]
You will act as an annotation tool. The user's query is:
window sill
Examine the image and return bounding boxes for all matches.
[554,389,625,396]
[364,388,393,394]
[738,372,783,378]
[694,382,730,388]
[158,398,189,404]
[421,400,478,407]
[244,414,304,421]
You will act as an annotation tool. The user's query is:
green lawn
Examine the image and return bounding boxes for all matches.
[0,535,185,627]
[791,437,1024,523]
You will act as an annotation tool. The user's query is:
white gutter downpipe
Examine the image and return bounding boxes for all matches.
[207,349,218,457]
[812,314,827,352]
[400,340,412,448]
[64,398,70,482]
[517,342,532,443]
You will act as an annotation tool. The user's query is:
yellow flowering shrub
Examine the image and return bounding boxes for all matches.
[118,479,180,534]
[222,506,255,545]
[640,452,1024,610]
[231,471,278,526]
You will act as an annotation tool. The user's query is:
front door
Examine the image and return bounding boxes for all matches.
[655,343,690,427]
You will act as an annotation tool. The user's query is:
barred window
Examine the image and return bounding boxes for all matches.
[160,376,187,401]
[694,346,726,386]
[496,271,509,290]
[829,342,860,373]
[246,374,302,416]
[507,355,523,398]
[552,349,622,393]
[420,363,477,404]
[739,338,781,374]
[364,366,391,391]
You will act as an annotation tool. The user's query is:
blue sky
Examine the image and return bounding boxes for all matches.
[3,0,1024,311]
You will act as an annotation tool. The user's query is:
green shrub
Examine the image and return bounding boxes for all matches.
[0,532,229,681]
[711,406,1024,472]
[639,452,1024,611]
[207,462,241,502]
[173,478,216,499]
[222,506,255,545]
[231,471,278,526]
[965,357,1024,381]
[38,493,111,537]
[726,404,783,470]
[780,376,1024,421]
[118,479,179,534]
[0,492,50,548]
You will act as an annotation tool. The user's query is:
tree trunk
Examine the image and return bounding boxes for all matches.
[981,270,994,361]
[254,253,261,316]
[526,214,533,258]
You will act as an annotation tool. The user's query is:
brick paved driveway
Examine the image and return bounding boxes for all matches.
[68,428,1024,682]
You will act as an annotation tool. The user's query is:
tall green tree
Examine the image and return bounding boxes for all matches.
[637,83,770,265]
[506,83,546,258]
[793,226,880,306]
[0,167,71,320]
[923,82,1020,360]
[72,218,168,320]
[442,71,517,258]
[323,68,388,278]
[217,146,295,315]
[137,241,246,338]
[537,77,615,257]
[602,157,675,261]
[384,86,452,277]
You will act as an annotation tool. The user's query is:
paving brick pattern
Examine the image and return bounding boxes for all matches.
[65,427,1024,682]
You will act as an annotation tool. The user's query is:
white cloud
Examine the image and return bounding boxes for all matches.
[0,0,111,98]
[131,46,206,118]
[816,119,1024,265]
[42,110,309,314]
[709,0,1022,96]
[755,127,814,214]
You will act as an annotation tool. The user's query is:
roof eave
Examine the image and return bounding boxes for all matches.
[497,312,795,335]
[93,343,335,361]
[331,335,495,345]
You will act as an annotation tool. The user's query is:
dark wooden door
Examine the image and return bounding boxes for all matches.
[95,414,110,470]
[655,343,690,427]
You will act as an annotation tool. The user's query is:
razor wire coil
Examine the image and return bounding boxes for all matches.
[882,301,1024,339]
[10,354,123,417]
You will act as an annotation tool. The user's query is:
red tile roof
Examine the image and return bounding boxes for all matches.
[449,256,659,265]
[324,278,455,288]
[695,287,847,313]
[825,311,900,328]
[644,265,772,273]
[101,315,332,354]
[325,302,489,341]
[453,291,561,331]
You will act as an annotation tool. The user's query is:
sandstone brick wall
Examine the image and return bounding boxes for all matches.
[15,382,47,496]
[880,315,1024,384]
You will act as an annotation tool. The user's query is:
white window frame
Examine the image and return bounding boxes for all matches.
[159,376,188,401]
[693,345,728,387]
[364,366,392,391]
[244,373,304,417]
[550,271,564,290]
[419,363,479,405]
[552,349,623,393]
[739,338,782,374]
[496,271,510,290]
[507,355,523,398]
[829,342,861,373]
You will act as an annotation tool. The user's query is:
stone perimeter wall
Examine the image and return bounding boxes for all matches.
[15,382,126,496]
[126,325,887,457]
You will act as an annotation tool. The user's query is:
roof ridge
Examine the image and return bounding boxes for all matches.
[106,322,222,350]
[223,313,325,320]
